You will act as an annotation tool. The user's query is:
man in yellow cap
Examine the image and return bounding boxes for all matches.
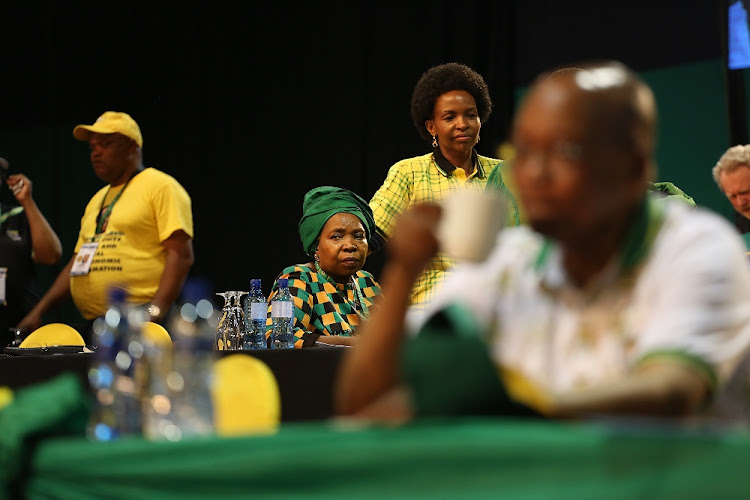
[18,111,194,340]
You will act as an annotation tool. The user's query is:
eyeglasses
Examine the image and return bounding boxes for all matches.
[510,140,586,175]
[513,140,584,163]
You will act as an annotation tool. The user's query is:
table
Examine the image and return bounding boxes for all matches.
[0,346,346,422]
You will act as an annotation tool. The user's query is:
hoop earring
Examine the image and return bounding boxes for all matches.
[476,135,480,144]
[314,254,319,262]
[432,135,438,148]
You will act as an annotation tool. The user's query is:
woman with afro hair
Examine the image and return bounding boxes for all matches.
[368,62,519,308]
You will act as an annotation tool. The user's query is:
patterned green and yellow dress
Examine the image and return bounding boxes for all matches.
[265,263,382,348]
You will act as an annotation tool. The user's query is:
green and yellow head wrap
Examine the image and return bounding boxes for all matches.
[298,186,376,256]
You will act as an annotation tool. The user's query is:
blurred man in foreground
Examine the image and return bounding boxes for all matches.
[18,112,194,342]
[335,61,750,423]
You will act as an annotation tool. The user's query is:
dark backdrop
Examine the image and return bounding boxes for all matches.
[0,0,731,324]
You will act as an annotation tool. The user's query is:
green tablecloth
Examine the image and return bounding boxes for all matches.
[4,374,750,499]
[26,417,750,499]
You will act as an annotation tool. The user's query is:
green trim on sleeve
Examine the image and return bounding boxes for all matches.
[634,350,719,393]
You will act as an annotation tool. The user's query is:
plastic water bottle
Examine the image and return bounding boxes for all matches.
[88,285,147,441]
[271,278,294,349]
[243,278,267,349]
[146,278,219,441]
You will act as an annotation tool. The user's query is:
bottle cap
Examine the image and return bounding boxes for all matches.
[278,278,288,288]
[251,278,261,289]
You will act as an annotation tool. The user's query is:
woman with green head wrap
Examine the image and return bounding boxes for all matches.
[265,186,383,348]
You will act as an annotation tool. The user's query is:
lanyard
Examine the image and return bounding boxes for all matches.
[0,205,24,225]
[95,168,143,235]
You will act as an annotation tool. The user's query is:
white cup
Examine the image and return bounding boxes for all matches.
[437,188,508,263]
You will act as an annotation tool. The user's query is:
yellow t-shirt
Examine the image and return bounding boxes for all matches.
[70,167,193,319]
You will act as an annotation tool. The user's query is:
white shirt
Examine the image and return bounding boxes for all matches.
[408,199,750,418]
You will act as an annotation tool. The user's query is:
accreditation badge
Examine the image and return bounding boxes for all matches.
[0,267,6,305]
[70,242,99,276]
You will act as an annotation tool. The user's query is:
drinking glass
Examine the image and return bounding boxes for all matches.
[216,291,247,351]
[215,292,232,350]
[228,291,248,351]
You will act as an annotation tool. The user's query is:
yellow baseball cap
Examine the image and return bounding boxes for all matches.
[73,111,143,148]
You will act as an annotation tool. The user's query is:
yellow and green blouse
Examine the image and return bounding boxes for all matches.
[370,149,518,308]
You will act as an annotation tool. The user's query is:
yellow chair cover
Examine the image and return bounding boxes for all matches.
[0,386,13,411]
[142,321,172,348]
[211,354,281,437]
[19,323,85,348]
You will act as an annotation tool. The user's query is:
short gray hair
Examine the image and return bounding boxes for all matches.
[713,144,750,184]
